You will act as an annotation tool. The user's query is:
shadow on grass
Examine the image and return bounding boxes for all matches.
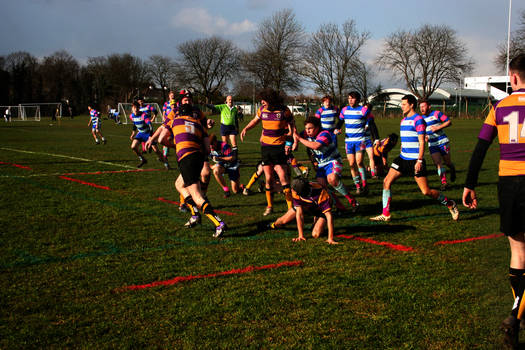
[337,224,416,237]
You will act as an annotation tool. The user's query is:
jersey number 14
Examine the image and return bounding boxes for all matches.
[503,111,525,143]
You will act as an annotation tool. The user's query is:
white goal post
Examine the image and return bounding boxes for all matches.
[14,103,62,121]
[117,102,163,124]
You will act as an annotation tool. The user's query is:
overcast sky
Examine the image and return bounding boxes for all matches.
[1,0,524,88]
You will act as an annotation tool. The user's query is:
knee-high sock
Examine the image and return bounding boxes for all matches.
[358,167,367,187]
[353,176,361,188]
[184,196,199,216]
[282,184,292,209]
[265,186,273,208]
[382,189,391,216]
[436,193,452,207]
[246,171,259,190]
[510,268,525,319]
[201,199,222,227]
[332,181,355,205]
[437,167,447,184]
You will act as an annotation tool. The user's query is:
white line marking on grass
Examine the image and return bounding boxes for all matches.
[0,147,135,169]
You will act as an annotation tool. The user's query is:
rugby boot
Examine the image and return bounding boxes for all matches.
[213,221,227,238]
[137,158,147,168]
[501,315,520,349]
[447,200,459,221]
[370,214,391,222]
[263,207,273,216]
[184,215,201,228]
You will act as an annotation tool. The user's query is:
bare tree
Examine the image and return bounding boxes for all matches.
[377,24,474,99]
[347,60,379,104]
[245,8,305,93]
[39,50,80,102]
[5,51,39,103]
[495,10,525,73]
[106,53,150,102]
[302,20,370,106]
[176,36,240,103]
[147,55,176,102]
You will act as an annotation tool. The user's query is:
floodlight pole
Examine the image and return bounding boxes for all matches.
[506,0,512,93]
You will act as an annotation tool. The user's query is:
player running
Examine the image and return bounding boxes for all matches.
[146,98,227,238]
[335,92,378,195]
[419,99,456,190]
[129,102,169,169]
[294,116,358,212]
[370,94,459,222]
[87,105,106,145]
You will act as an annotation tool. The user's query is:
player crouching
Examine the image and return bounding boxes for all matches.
[209,134,242,197]
[269,177,338,245]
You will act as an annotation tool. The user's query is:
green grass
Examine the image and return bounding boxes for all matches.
[0,115,510,348]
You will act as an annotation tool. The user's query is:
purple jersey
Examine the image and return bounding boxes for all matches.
[292,182,332,214]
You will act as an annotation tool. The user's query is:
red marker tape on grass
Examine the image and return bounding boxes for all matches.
[118,260,303,292]
[434,233,504,245]
[0,161,32,170]
[157,197,237,216]
[59,176,112,191]
[337,234,415,252]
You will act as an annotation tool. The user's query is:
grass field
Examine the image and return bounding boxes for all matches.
[0,114,512,348]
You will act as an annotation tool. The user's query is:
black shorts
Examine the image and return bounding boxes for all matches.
[178,152,204,187]
[261,145,288,166]
[220,124,238,136]
[390,156,427,177]
[498,176,525,236]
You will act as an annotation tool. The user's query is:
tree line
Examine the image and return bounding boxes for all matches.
[2,8,522,114]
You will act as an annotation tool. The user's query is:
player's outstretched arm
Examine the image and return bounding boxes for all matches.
[325,211,338,245]
[292,207,306,242]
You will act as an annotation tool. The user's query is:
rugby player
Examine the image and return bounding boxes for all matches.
[209,134,242,197]
[240,88,297,216]
[370,94,459,222]
[335,92,378,195]
[129,102,169,169]
[463,53,525,348]
[269,177,337,245]
[419,99,456,190]
[146,97,227,238]
[294,116,358,212]
[87,105,106,145]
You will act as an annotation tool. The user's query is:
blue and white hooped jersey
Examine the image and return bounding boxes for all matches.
[130,112,152,134]
[339,105,372,143]
[90,109,100,128]
[423,110,450,147]
[400,113,426,160]
[315,106,339,132]
[139,104,157,119]
[302,130,341,167]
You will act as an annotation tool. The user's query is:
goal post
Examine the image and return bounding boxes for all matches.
[117,102,163,124]
[16,103,62,121]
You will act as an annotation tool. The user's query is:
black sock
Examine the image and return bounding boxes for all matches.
[509,268,525,319]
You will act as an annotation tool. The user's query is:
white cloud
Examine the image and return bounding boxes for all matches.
[172,7,256,36]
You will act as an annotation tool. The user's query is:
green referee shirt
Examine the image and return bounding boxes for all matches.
[213,104,239,126]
